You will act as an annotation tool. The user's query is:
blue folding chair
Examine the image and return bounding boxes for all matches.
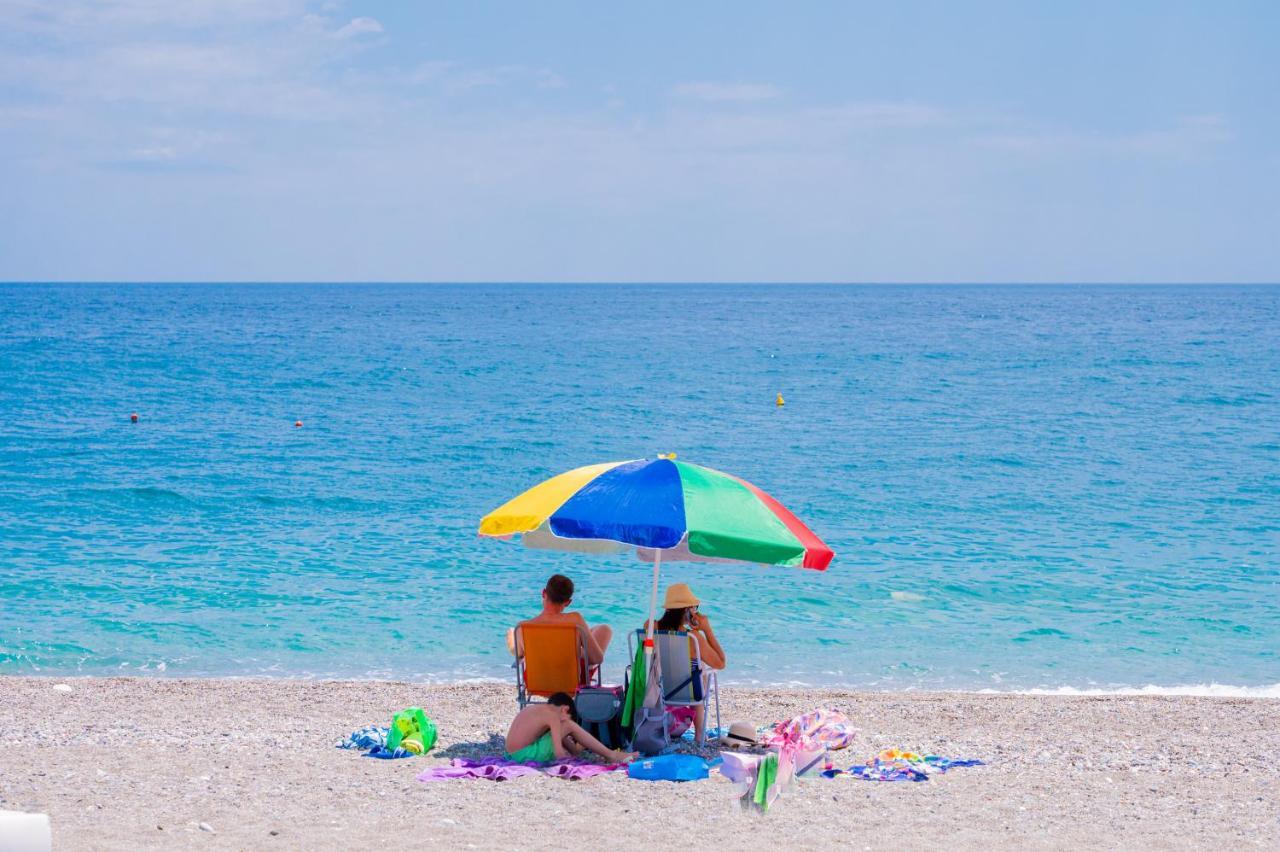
[627,629,721,746]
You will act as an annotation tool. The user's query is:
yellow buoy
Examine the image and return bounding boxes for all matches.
[776,393,785,407]
[658,452,678,460]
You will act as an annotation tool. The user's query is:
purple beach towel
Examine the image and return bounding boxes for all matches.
[417,756,627,782]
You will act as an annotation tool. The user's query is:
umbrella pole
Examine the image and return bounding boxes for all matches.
[644,549,661,653]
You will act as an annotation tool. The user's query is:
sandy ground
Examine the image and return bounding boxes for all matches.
[1,677,1277,851]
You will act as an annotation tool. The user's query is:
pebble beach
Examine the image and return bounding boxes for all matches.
[2,677,1277,850]
[7,1,1280,847]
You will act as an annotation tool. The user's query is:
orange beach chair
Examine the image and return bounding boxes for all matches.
[512,621,600,707]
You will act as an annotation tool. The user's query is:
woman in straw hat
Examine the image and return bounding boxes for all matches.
[644,582,726,743]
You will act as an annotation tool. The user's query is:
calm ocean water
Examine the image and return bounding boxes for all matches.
[1,284,1277,693]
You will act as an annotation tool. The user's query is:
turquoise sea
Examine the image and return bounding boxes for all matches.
[1,284,1277,693]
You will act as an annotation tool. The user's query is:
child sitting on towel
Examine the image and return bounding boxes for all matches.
[505,693,637,765]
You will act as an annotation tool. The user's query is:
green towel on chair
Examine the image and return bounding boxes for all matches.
[621,641,646,728]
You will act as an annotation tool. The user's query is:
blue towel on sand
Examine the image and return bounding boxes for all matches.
[337,725,414,759]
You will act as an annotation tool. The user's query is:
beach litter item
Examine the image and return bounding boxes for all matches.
[386,707,437,755]
[626,753,712,782]
[822,748,984,782]
[417,757,627,782]
[479,456,834,755]
[0,809,52,852]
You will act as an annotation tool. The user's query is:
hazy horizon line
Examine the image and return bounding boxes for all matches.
[3,280,1278,287]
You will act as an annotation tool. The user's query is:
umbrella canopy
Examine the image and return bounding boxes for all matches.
[478,457,833,570]
[480,456,833,737]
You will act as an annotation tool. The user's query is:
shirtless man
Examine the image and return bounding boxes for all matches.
[504,692,636,764]
[508,574,613,666]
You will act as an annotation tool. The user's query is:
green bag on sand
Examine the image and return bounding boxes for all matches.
[386,707,437,755]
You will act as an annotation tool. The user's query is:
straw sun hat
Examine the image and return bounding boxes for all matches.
[663,583,701,609]
[718,721,761,749]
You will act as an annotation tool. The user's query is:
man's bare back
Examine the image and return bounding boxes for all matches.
[510,574,613,665]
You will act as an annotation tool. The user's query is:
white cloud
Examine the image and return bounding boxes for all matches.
[0,0,305,32]
[129,145,177,161]
[1,3,1262,282]
[331,16,382,40]
[0,2,389,127]
[671,82,782,102]
[809,102,948,129]
[409,62,564,95]
[975,115,1233,160]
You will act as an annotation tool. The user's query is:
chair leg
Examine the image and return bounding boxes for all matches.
[712,673,721,735]
[514,660,526,709]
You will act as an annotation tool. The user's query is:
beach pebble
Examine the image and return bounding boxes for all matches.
[52,683,72,692]
[198,822,215,833]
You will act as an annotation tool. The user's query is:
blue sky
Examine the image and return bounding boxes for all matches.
[1,1,1277,282]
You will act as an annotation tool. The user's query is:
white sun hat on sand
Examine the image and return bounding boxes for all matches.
[718,720,760,749]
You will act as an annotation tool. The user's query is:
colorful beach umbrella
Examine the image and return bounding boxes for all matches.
[478,456,833,655]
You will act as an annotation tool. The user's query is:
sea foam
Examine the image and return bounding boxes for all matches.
[990,683,1280,698]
